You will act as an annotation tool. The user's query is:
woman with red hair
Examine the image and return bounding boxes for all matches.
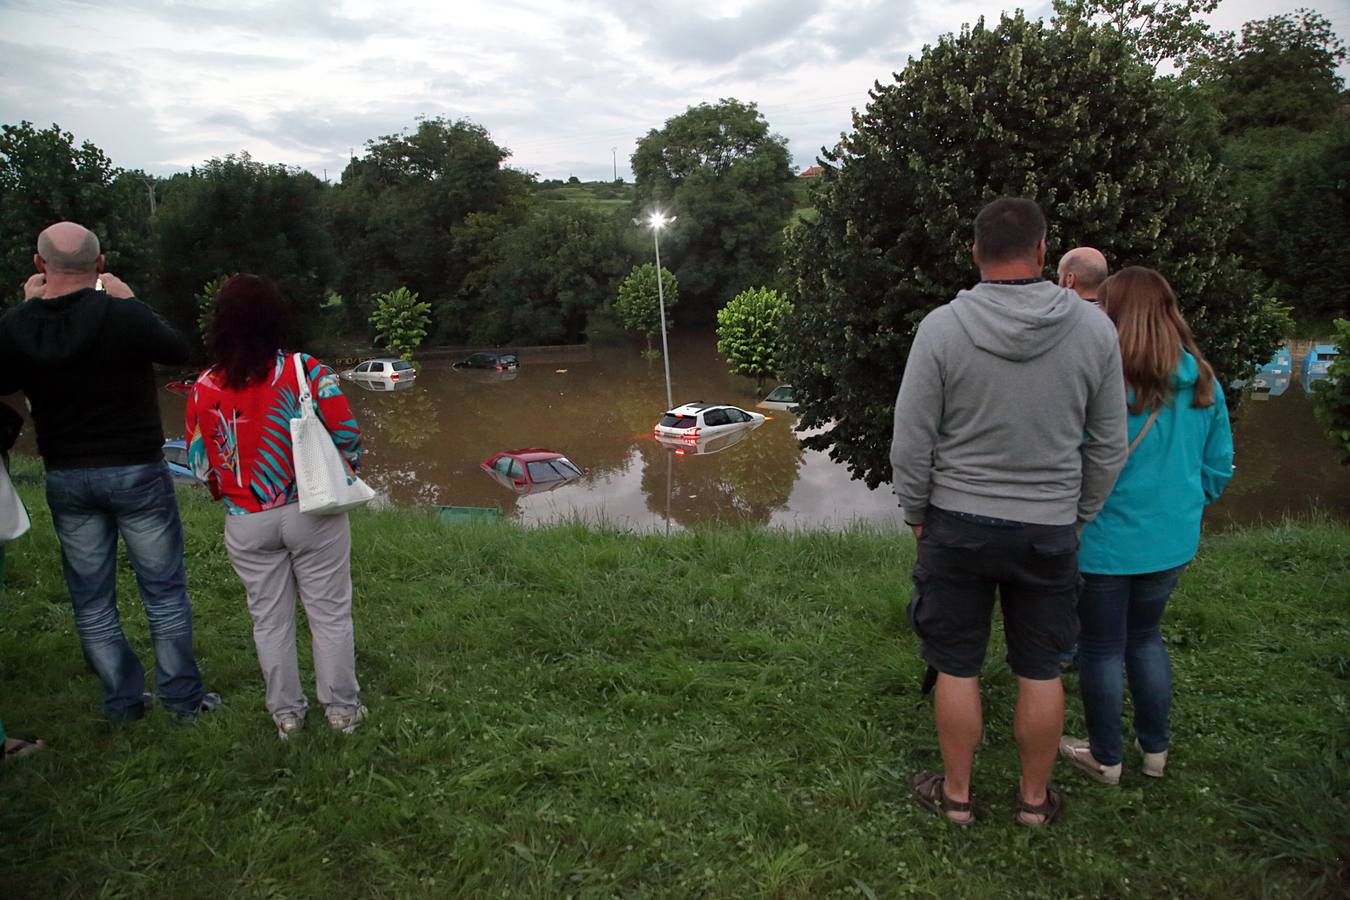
[187,275,367,741]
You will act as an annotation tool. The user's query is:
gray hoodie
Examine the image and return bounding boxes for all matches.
[890,280,1127,527]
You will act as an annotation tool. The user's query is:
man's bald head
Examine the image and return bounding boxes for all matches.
[1057,247,1109,300]
[36,222,101,274]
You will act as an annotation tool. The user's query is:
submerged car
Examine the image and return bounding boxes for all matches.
[1250,346,1293,397]
[162,439,196,483]
[1301,343,1339,392]
[341,358,416,387]
[454,351,518,371]
[756,384,797,412]
[480,449,585,495]
[654,402,766,442]
[164,374,199,395]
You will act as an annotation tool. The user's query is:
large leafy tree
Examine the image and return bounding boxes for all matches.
[0,122,155,308]
[370,287,431,361]
[152,153,336,344]
[450,208,634,345]
[631,100,794,325]
[614,262,678,354]
[1196,10,1348,321]
[783,12,1286,489]
[716,287,792,388]
[327,117,534,337]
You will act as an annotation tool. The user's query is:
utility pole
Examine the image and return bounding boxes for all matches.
[612,147,617,182]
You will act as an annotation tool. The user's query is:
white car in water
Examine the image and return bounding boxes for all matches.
[653,402,766,443]
[340,358,416,388]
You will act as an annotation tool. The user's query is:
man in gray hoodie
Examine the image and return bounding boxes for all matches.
[892,198,1127,826]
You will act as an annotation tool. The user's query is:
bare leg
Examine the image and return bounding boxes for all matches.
[935,673,982,821]
[1014,675,1064,823]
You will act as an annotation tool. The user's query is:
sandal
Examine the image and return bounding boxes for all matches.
[1015,784,1064,827]
[909,770,974,825]
[2,736,45,761]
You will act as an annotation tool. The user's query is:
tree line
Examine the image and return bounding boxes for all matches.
[0,98,794,355]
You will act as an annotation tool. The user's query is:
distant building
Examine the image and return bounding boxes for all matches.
[799,166,824,178]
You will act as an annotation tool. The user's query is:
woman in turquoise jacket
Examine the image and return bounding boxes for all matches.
[1060,267,1234,785]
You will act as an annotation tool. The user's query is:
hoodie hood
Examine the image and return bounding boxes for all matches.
[1172,350,1200,389]
[5,288,114,365]
[949,281,1088,362]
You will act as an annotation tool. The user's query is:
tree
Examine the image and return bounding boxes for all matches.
[1200,9,1347,135]
[152,154,335,344]
[614,263,678,354]
[716,287,792,388]
[449,208,634,345]
[369,287,431,361]
[1192,10,1348,322]
[0,122,154,308]
[782,12,1286,488]
[328,117,534,338]
[1051,0,1223,70]
[631,100,794,324]
[195,273,233,344]
[1312,320,1350,464]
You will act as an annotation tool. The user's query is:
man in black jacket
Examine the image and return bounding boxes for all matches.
[0,222,217,722]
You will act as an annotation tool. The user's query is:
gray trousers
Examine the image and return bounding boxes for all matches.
[223,504,360,720]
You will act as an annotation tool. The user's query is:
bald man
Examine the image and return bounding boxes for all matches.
[0,223,218,723]
[1057,247,1109,305]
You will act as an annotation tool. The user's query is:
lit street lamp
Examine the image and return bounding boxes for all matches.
[635,211,677,410]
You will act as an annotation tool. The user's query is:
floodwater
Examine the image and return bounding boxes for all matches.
[8,333,1348,531]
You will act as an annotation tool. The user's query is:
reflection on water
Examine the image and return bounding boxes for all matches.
[6,333,1344,532]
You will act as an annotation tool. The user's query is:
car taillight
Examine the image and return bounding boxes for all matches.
[495,364,504,371]
[390,372,399,381]
[684,427,700,438]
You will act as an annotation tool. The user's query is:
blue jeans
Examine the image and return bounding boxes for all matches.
[45,463,206,720]
[1076,566,1185,765]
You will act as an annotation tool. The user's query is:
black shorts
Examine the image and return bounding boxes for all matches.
[908,506,1080,680]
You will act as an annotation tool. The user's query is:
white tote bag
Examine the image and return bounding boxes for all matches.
[0,462,30,543]
[289,354,375,515]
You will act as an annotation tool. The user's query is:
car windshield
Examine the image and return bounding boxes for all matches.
[765,386,794,402]
[527,459,580,483]
[660,414,697,428]
[393,360,414,371]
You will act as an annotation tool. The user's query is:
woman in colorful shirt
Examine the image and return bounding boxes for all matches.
[186,275,367,740]
[1059,267,1234,784]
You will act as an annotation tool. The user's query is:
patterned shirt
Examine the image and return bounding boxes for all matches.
[185,351,364,515]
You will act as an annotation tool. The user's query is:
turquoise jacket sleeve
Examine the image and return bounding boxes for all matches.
[1201,383,1235,504]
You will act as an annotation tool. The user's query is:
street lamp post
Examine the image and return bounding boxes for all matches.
[637,211,677,410]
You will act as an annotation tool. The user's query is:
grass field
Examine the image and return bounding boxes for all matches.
[1,455,1347,898]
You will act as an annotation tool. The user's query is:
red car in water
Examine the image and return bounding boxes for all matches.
[480,449,585,495]
[164,374,199,395]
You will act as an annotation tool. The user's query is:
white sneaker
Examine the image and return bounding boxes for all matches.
[327,704,368,734]
[275,712,305,741]
[1135,739,1168,778]
[1059,736,1122,785]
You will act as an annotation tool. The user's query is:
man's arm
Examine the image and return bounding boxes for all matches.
[102,274,190,366]
[890,315,946,531]
[1078,341,1128,527]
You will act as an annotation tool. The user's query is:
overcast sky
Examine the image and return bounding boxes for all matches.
[1,0,1344,183]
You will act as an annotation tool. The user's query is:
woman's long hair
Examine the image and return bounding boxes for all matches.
[206,274,292,390]
[1100,266,1215,414]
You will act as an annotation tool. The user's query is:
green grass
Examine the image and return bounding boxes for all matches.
[1,454,1347,898]
[534,181,634,215]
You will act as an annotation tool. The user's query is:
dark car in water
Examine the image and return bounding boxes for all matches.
[454,352,519,371]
